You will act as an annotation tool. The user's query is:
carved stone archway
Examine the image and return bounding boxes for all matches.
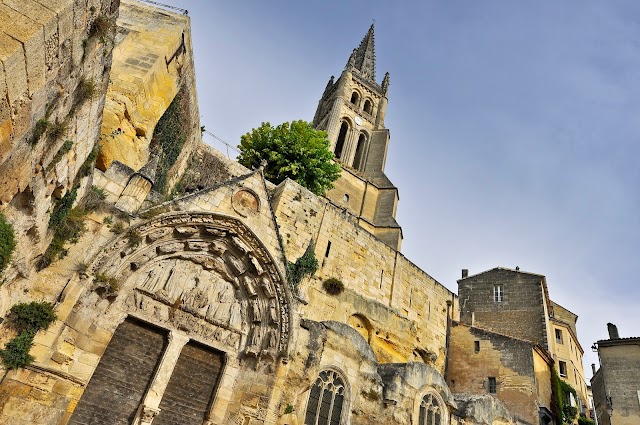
[88,211,292,359]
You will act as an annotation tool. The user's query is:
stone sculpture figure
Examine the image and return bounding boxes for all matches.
[207,283,236,325]
[260,276,274,298]
[242,275,258,297]
[228,301,243,330]
[183,276,208,311]
[268,299,278,324]
[250,299,262,323]
[226,254,247,275]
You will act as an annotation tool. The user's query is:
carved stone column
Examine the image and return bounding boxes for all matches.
[133,331,189,425]
[326,98,344,146]
[342,127,358,166]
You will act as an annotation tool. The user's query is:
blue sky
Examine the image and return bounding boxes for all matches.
[158,1,640,377]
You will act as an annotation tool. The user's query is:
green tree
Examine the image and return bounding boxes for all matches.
[238,121,341,195]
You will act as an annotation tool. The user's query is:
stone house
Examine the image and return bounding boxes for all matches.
[0,1,590,424]
[591,324,640,425]
[455,267,590,421]
[446,323,554,425]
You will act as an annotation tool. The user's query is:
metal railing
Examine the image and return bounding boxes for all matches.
[137,0,188,15]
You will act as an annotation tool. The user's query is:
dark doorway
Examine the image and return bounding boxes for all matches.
[69,318,167,425]
[154,341,225,424]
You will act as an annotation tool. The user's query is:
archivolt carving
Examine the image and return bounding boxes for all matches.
[88,212,291,358]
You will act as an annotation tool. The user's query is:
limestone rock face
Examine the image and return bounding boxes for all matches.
[97,0,200,190]
[454,394,515,425]
[0,0,118,281]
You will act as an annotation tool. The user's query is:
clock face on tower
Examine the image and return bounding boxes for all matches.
[354,116,363,126]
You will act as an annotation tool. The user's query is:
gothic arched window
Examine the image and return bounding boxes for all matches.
[418,393,443,425]
[304,370,347,425]
[363,99,373,115]
[335,121,349,159]
[350,91,360,106]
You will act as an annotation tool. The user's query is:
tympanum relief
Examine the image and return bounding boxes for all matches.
[85,212,291,361]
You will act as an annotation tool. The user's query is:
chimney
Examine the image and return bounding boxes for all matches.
[607,323,619,339]
[462,269,468,278]
[591,364,597,375]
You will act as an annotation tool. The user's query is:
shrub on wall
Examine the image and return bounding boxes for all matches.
[152,87,190,193]
[0,213,16,274]
[0,302,57,370]
[286,243,318,288]
[322,278,344,295]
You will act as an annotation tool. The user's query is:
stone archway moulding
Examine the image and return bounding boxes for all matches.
[87,211,292,360]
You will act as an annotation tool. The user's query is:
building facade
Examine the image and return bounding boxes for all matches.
[591,324,640,425]
[454,267,590,422]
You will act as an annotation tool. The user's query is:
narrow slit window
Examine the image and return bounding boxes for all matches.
[474,341,480,353]
[325,241,331,258]
[488,377,497,394]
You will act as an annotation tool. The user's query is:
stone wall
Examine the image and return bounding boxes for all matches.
[272,178,457,372]
[458,268,550,348]
[0,0,119,290]
[593,339,640,425]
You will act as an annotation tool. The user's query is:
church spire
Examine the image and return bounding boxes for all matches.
[348,23,376,81]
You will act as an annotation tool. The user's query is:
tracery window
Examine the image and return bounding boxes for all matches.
[304,370,347,425]
[418,393,443,425]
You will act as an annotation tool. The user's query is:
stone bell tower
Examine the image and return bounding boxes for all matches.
[313,24,402,250]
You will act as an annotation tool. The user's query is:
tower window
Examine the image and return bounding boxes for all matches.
[335,121,349,159]
[363,99,373,114]
[488,377,497,394]
[493,285,503,302]
[350,91,360,105]
[555,329,563,344]
[352,133,366,170]
[474,341,480,353]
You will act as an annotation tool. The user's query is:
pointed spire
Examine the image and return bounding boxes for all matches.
[348,23,376,81]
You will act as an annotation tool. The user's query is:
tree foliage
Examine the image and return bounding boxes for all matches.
[238,121,341,195]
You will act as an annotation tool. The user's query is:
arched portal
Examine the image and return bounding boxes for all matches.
[69,212,292,424]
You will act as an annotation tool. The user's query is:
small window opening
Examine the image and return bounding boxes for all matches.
[493,284,503,302]
[474,341,480,353]
[325,241,331,258]
[555,329,563,344]
[335,121,348,159]
[488,377,497,394]
[343,193,349,203]
[363,99,373,114]
[350,91,359,105]
[559,361,567,377]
